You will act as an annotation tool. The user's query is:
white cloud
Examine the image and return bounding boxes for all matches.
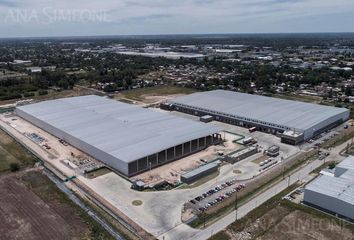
[0,0,353,37]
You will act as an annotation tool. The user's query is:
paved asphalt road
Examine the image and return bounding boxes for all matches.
[160,139,348,240]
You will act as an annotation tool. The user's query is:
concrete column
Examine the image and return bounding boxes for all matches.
[182,143,184,155]
[165,150,167,162]
[174,146,176,158]
[204,136,207,147]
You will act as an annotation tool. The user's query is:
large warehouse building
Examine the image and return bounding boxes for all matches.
[15,95,222,176]
[166,90,350,144]
[304,156,354,221]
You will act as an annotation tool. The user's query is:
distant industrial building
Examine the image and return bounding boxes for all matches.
[166,90,350,145]
[304,156,354,221]
[16,95,222,176]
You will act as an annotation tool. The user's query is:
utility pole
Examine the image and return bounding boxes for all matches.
[235,178,238,221]
[203,210,206,229]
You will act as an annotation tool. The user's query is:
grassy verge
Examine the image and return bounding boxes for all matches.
[321,128,354,149]
[310,161,336,174]
[0,129,38,172]
[0,146,21,171]
[209,231,231,240]
[226,183,300,233]
[80,195,139,240]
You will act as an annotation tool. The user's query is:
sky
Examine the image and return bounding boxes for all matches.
[0,0,353,38]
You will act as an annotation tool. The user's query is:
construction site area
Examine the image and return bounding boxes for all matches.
[0,113,102,180]
[130,132,245,187]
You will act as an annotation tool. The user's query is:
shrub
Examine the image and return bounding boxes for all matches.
[24,92,35,97]
[38,90,48,96]
[10,163,20,172]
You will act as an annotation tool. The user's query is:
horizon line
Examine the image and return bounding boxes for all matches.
[1,31,354,40]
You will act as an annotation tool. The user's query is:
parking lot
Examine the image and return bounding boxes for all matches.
[283,186,305,204]
[186,178,246,213]
[300,119,354,150]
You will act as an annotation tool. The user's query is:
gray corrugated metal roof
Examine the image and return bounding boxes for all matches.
[182,162,218,179]
[306,173,354,205]
[168,90,349,131]
[306,156,354,205]
[336,155,354,171]
[17,95,221,163]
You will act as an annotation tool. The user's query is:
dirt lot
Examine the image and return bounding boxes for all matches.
[214,200,354,240]
[0,173,87,240]
[118,85,197,104]
[227,206,354,240]
[259,210,353,240]
[0,170,114,240]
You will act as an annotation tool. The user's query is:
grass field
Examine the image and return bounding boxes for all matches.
[0,129,38,172]
[0,146,21,171]
[321,124,354,149]
[0,86,97,106]
[120,85,198,102]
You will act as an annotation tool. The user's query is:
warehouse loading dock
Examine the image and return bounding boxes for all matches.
[15,95,222,177]
[167,90,350,144]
